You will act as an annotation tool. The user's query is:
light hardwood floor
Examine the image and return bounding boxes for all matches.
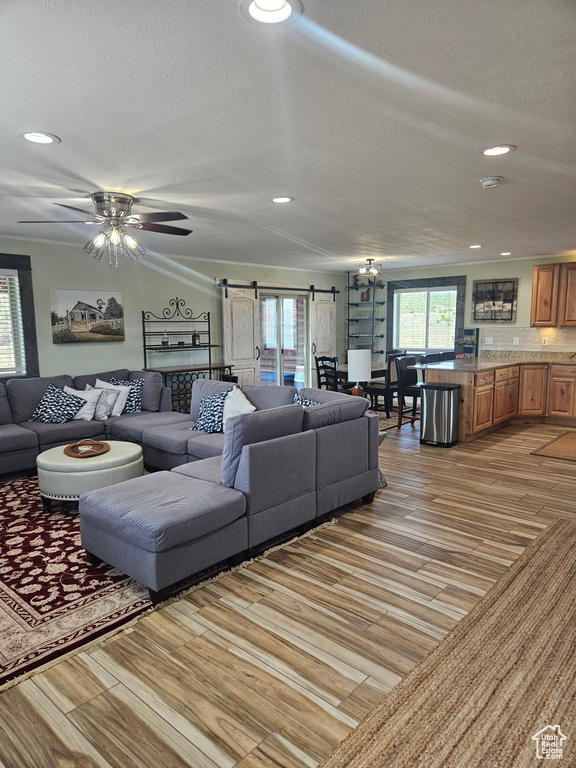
[1,421,575,768]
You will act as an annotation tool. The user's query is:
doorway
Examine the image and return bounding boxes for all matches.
[259,295,307,389]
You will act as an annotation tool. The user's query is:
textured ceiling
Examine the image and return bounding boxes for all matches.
[1,0,575,272]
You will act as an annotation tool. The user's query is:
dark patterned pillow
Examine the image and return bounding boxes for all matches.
[29,384,86,424]
[190,391,229,433]
[294,394,320,407]
[110,377,144,413]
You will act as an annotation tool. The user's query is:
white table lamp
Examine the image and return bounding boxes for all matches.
[347,349,371,397]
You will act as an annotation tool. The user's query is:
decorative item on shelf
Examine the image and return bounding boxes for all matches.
[192,329,201,346]
[161,330,171,347]
[348,349,372,398]
[361,288,370,303]
[352,274,360,287]
[178,341,186,346]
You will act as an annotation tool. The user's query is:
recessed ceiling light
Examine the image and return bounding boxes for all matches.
[239,0,302,25]
[478,145,516,156]
[270,196,294,203]
[17,131,61,145]
[501,252,512,256]
[469,244,482,249]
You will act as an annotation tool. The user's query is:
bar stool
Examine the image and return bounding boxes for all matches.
[395,355,421,428]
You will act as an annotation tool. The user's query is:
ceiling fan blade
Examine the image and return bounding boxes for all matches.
[18,219,100,224]
[127,211,188,223]
[126,222,193,236]
[56,203,102,218]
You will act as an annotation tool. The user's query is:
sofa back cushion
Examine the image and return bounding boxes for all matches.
[241,385,297,411]
[190,379,234,420]
[298,387,365,405]
[302,397,368,430]
[6,375,73,423]
[220,404,304,487]
[0,383,13,425]
[128,370,163,412]
[73,369,130,391]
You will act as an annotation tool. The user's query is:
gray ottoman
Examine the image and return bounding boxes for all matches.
[79,471,247,603]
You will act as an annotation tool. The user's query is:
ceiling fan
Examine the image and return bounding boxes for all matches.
[18,191,193,267]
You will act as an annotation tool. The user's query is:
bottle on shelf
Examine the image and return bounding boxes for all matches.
[192,329,201,347]
[161,330,171,347]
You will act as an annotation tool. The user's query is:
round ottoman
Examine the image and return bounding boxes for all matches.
[36,441,144,511]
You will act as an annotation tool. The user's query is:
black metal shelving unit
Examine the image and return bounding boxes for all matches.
[346,273,386,357]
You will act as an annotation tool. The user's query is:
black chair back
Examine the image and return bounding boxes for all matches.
[386,348,406,362]
[438,351,456,361]
[315,356,339,390]
[395,355,419,391]
[420,353,440,365]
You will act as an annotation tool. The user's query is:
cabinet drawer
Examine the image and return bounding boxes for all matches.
[475,371,494,387]
[494,368,508,382]
[549,365,576,378]
[507,366,519,379]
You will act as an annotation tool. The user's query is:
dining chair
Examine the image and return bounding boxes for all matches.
[438,351,456,361]
[395,355,421,428]
[315,356,339,390]
[420,352,440,382]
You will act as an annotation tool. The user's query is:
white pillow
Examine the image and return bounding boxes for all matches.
[222,386,256,432]
[63,385,102,421]
[85,383,120,420]
[95,378,131,416]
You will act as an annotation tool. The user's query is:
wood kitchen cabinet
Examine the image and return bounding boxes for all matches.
[518,364,548,416]
[492,366,519,424]
[547,364,576,418]
[530,261,576,327]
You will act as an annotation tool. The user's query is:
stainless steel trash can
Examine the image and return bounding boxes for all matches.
[420,383,460,447]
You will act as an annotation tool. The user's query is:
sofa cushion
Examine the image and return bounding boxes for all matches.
[143,421,199,455]
[129,370,163,412]
[0,383,13,425]
[190,380,234,420]
[0,423,38,451]
[79,472,246,553]
[187,432,226,459]
[109,411,190,443]
[29,384,86,424]
[302,398,368,430]
[298,388,363,405]
[23,419,105,446]
[191,391,229,433]
[294,393,320,407]
[241,385,297,411]
[220,404,304,488]
[172,456,223,484]
[111,377,144,413]
[6,375,73,422]
[73,369,130,391]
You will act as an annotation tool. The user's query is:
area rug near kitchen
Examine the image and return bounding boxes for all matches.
[531,429,576,461]
[0,475,151,689]
[320,518,576,768]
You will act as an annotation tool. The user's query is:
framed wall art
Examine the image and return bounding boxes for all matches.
[50,290,124,344]
[472,279,518,322]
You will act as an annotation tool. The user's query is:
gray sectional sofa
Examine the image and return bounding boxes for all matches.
[78,379,380,603]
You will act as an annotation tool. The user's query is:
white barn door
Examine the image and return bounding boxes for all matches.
[222,285,260,386]
[309,294,337,388]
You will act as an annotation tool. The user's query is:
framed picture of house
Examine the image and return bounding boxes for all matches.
[50,290,125,343]
[472,279,518,322]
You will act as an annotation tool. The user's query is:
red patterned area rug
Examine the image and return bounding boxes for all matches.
[0,476,150,689]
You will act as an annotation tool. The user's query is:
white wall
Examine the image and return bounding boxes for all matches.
[0,237,346,377]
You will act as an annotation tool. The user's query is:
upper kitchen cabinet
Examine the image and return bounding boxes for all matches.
[530,264,560,326]
[530,262,576,327]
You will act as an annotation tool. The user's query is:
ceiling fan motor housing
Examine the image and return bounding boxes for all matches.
[92,191,134,218]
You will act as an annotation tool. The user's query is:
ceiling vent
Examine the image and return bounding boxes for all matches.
[480,176,503,189]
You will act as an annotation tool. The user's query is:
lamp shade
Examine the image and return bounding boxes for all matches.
[347,349,371,384]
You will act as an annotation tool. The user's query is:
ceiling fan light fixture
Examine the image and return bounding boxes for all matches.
[85,225,145,268]
[17,131,61,144]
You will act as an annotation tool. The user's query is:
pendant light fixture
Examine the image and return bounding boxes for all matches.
[358,258,382,276]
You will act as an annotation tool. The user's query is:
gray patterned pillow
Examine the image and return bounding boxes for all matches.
[85,384,120,421]
[29,384,85,424]
[190,391,229,433]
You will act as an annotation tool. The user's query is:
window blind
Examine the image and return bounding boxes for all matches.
[0,269,26,376]
[393,286,457,352]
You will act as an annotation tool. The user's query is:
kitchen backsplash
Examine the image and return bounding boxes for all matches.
[479,326,576,360]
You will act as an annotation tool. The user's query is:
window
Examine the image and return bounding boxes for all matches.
[386,276,465,354]
[0,254,38,382]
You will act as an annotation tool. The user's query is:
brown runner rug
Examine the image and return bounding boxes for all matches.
[320,518,576,768]
[531,430,576,461]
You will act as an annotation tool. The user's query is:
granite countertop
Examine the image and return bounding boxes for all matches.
[421,354,576,372]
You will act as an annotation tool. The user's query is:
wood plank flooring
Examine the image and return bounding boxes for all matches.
[2,421,575,767]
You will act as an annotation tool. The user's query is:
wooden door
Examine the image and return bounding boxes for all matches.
[221,286,260,386]
[473,386,494,432]
[558,262,576,327]
[530,264,560,327]
[518,365,548,415]
[309,295,337,387]
[492,381,508,424]
[547,377,575,418]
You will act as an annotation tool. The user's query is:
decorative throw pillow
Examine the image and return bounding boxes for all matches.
[29,384,85,424]
[94,378,131,416]
[63,385,103,421]
[190,391,229,433]
[85,384,120,421]
[110,377,144,413]
[222,386,256,432]
[294,393,320,407]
